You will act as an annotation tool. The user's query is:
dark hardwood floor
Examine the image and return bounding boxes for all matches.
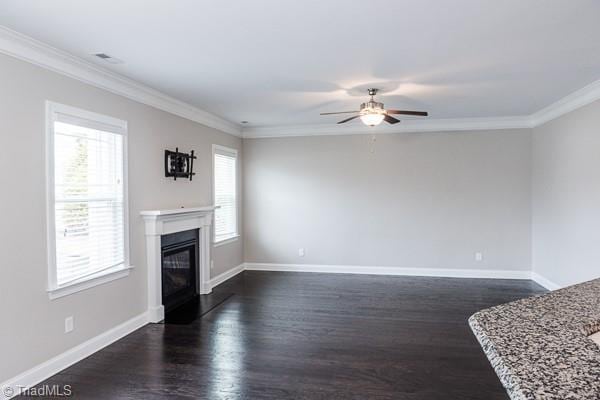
[26,271,546,399]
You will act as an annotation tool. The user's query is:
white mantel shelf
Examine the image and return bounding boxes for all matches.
[140,205,215,323]
[140,205,217,217]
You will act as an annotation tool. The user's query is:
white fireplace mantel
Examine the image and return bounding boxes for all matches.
[141,206,216,323]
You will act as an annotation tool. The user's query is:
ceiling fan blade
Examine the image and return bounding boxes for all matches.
[337,115,360,124]
[386,110,428,116]
[320,111,360,115]
[384,115,401,124]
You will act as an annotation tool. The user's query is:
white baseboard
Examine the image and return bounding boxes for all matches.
[530,272,562,291]
[0,263,549,399]
[0,265,248,398]
[0,312,149,399]
[208,263,245,289]
[147,305,165,324]
[244,262,532,280]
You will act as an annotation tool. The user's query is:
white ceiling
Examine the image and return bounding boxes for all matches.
[0,0,599,128]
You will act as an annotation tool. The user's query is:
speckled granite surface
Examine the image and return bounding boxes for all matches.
[469,278,600,400]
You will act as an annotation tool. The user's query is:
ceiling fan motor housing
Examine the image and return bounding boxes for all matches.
[319,87,426,126]
[360,101,385,115]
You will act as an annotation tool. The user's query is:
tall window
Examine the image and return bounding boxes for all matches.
[213,145,238,244]
[47,102,129,297]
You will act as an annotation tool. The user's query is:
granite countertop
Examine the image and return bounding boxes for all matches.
[469,278,600,400]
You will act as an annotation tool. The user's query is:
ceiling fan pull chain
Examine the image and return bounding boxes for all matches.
[370,134,377,154]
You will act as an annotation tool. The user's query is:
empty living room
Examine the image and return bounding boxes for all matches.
[1,1,600,399]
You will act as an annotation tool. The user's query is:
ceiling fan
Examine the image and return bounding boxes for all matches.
[320,88,428,126]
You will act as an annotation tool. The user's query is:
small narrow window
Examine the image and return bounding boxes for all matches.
[213,145,238,244]
[46,102,129,297]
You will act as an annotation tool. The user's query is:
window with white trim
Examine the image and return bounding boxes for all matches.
[213,145,238,244]
[47,102,129,296]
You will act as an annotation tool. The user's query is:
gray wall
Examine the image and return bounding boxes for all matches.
[2,39,598,384]
[243,130,532,271]
[532,100,600,287]
[0,53,242,382]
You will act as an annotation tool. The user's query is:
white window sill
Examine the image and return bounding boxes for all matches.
[213,235,240,248]
[48,265,133,300]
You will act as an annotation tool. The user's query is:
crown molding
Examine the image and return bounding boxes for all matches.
[243,77,600,138]
[2,25,599,140]
[0,25,242,137]
[529,78,600,127]
[242,116,533,138]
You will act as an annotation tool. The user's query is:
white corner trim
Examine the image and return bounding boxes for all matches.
[530,272,562,291]
[243,262,531,280]
[241,116,533,139]
[0,25,241,137]
[208,263,245,289]
[530,79,600,127]
[0,312,148,399]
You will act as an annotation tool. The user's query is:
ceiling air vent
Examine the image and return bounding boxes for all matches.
[93,53,124,64]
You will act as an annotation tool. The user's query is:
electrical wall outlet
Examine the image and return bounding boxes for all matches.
[475,252,484,262]
[298,248,305,257]
[65,316,74,333]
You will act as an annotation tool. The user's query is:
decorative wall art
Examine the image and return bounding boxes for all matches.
[164,148,196,181]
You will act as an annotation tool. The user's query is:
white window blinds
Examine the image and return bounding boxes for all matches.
[49,104,127,288]
[213,146,238,242]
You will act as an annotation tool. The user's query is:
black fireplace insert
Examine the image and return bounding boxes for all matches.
[161,229,199,312]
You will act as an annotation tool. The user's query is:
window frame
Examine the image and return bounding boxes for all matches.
[212,144,239,246]
[45,101,131,300]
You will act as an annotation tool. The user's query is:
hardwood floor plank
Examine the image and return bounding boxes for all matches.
[20,271,546,399]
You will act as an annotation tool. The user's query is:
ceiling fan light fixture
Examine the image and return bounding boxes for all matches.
[320,88,427,126]
[360,112,385,126]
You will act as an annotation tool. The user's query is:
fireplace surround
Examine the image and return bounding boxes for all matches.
[141,206,215,323]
